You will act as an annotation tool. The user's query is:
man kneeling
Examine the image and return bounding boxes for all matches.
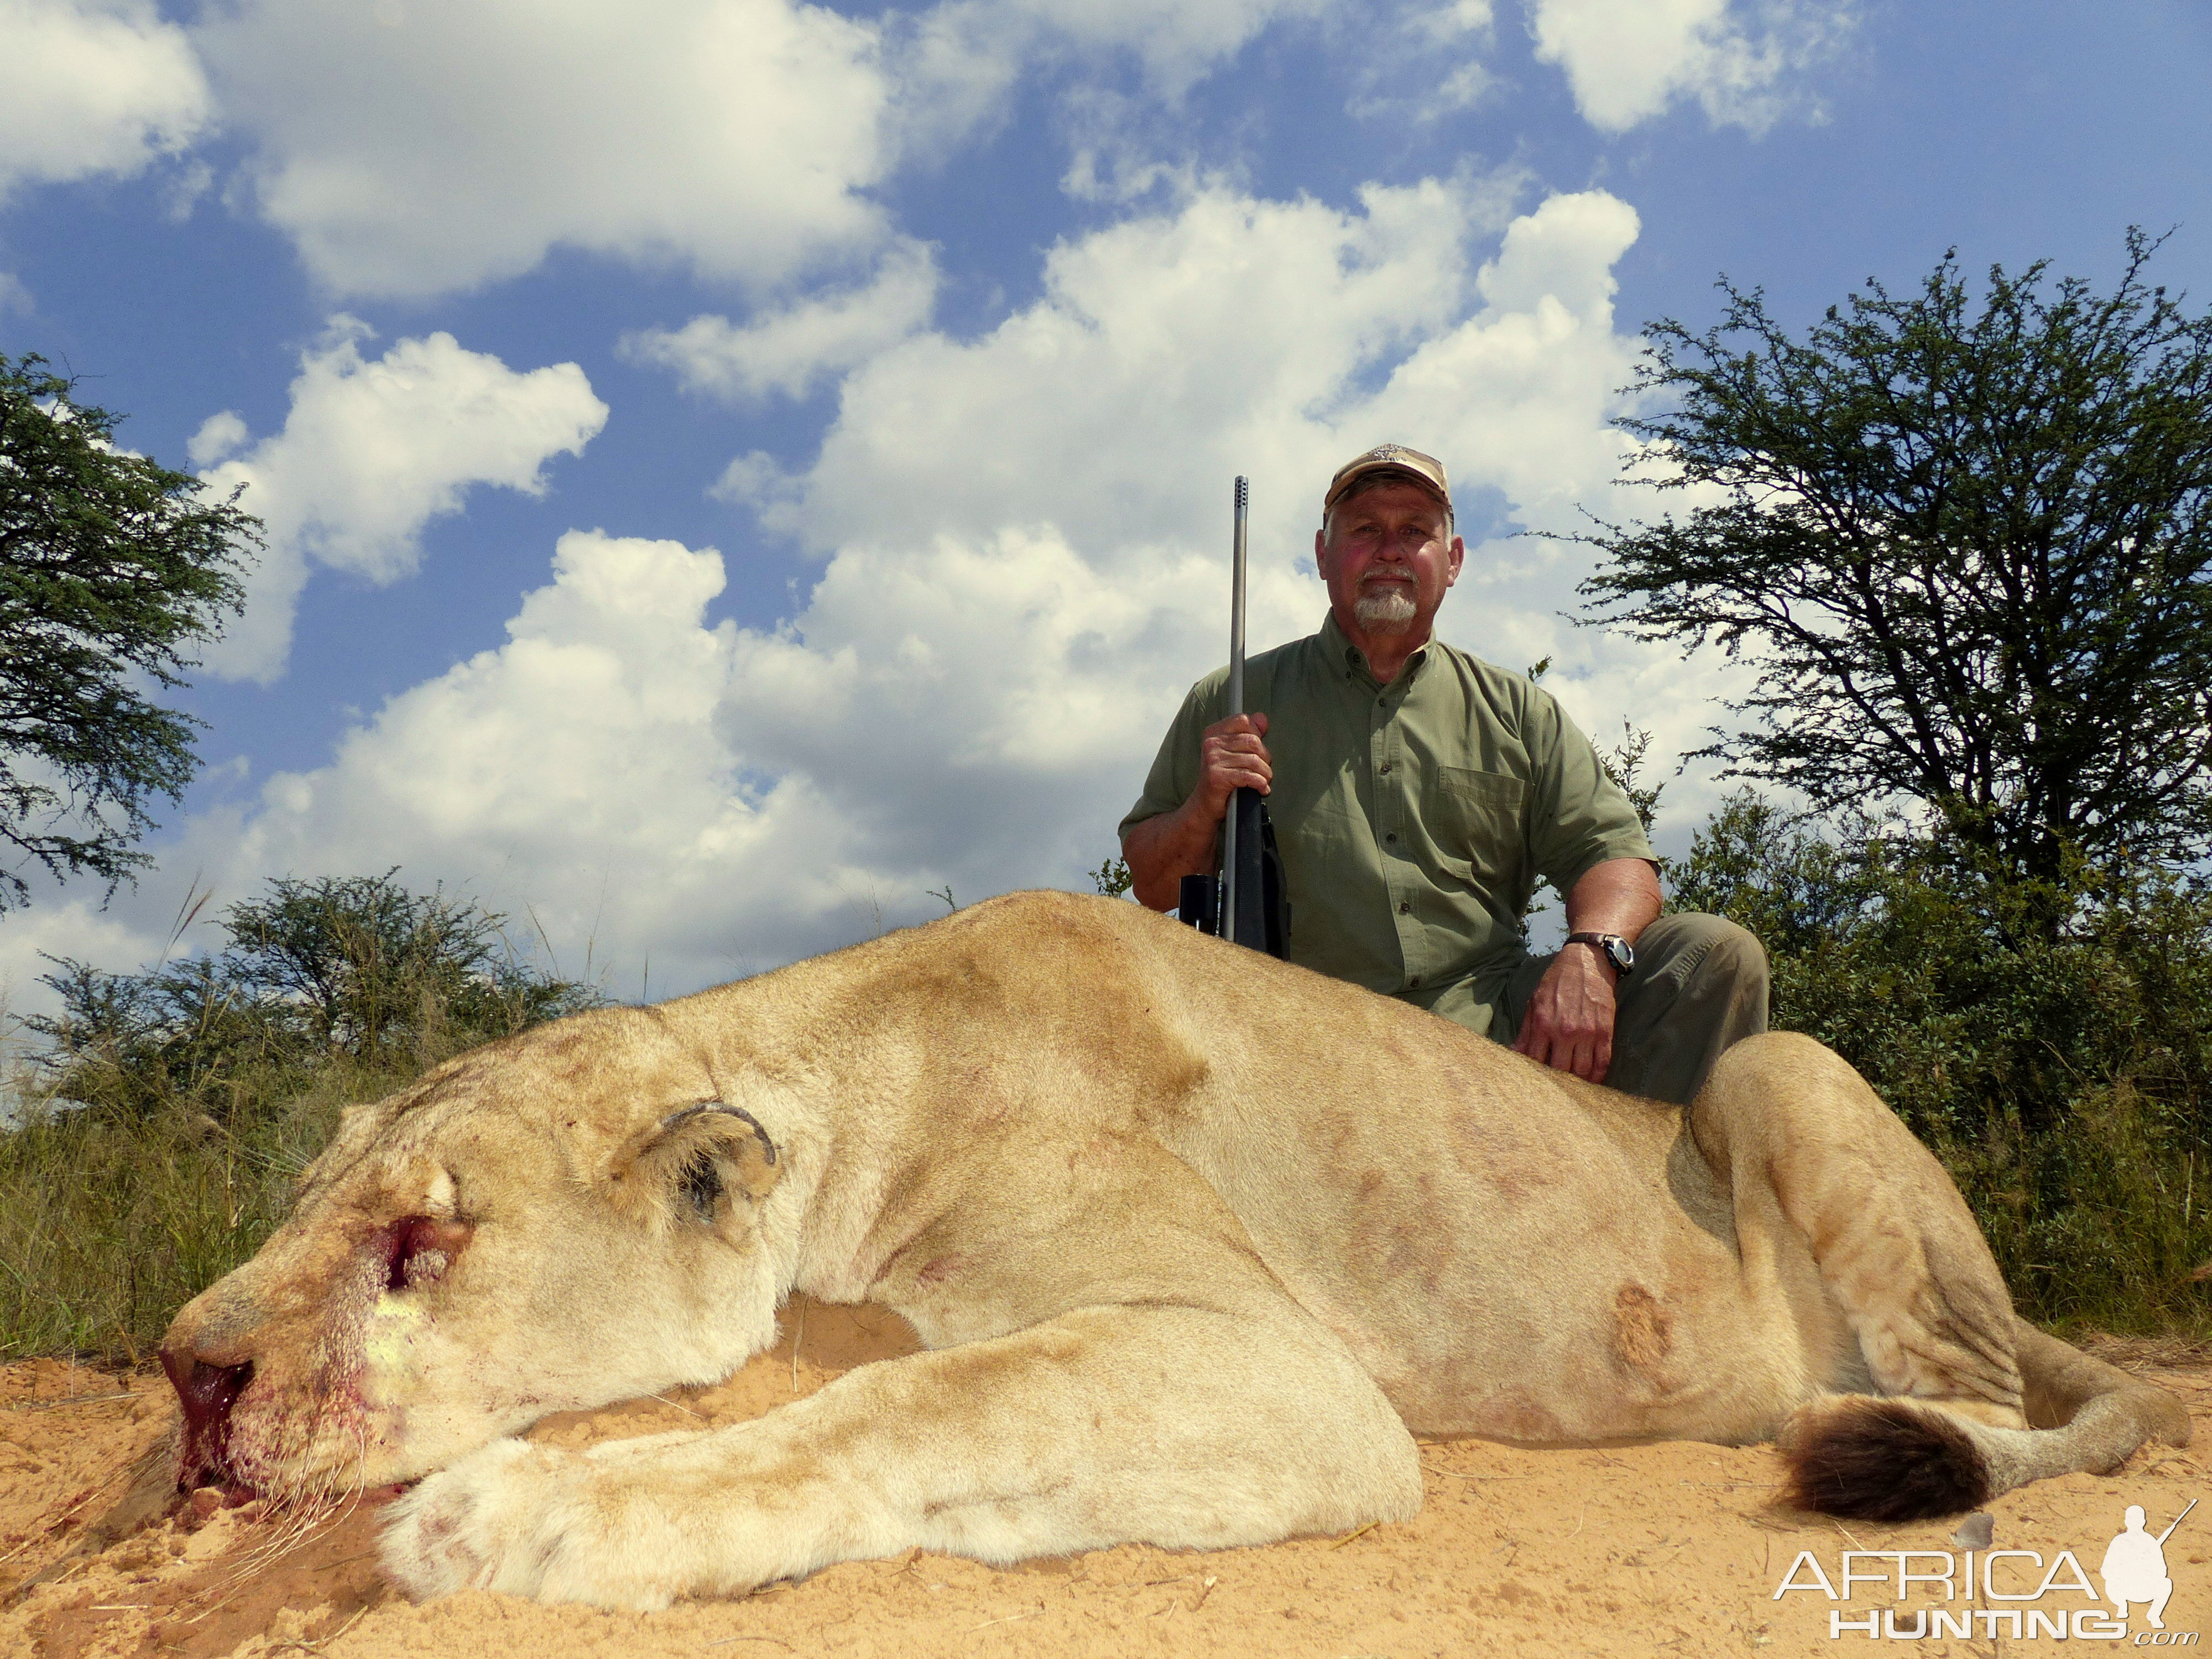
[1120,443,1766,1104]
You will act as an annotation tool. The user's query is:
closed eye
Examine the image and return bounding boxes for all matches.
[385,1214,472,1291]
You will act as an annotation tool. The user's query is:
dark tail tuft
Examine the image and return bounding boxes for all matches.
[1780,1397,1992,1522]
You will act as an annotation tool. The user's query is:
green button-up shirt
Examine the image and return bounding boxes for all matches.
[1119,613,1655,1037]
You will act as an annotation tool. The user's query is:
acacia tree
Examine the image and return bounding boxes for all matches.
[1578,232,2212,901]
[32,871,606,1121]
[0,353,259,908]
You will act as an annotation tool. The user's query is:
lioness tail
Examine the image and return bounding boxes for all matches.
[1778,1316,2192,1521]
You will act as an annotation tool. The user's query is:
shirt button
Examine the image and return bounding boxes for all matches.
[1398,901,1410,914]
[1385,832,1397,844]
[1409,975,1422,988]
[1378,761,1392,775]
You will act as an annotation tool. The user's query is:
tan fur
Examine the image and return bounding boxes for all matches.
[156,891,2189,1610]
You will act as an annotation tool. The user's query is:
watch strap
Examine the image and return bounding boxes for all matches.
[1564,931,1634,975]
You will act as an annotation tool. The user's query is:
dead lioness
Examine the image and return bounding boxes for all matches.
[160,890,2188,1610]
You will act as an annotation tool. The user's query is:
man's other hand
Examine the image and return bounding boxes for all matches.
[1197,712,1271,818]
[1512,945,1618,1083]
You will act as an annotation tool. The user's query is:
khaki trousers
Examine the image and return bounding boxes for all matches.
[1488,912,1771,1105]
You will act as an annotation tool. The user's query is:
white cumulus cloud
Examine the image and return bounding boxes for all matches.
[1526,0,1848,133]
[196,320,608,683]
[0,0,213,199]
[623,240,940,404]
[127,180,1744,1003]
[748,174,1522,559]
[184,0,1366,299]
[173,524,1237,992]
[182,531,857,988]
[712,180,1718,890]
[190,0,895,300]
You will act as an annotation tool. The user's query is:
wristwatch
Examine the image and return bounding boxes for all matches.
[1564,932,1635,976]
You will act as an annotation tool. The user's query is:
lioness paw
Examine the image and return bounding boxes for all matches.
[379,1439,675,1611]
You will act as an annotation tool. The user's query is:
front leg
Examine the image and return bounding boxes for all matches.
[380,1300,1420,1609]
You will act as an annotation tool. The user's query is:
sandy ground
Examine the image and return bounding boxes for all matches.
[3,1305,2206,1659]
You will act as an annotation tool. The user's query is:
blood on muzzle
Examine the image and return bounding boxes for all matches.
[155,1211,474,1491]
[161,1347,251,1489]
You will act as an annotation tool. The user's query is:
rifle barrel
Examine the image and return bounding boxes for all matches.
[1222,476,1249,944]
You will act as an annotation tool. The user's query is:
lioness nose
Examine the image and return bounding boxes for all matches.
[162,1349,252,1441]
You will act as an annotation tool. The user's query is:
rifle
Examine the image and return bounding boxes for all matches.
[1178,476,1291,957]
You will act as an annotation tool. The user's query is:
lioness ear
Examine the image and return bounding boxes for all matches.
[613,1102,781,1232]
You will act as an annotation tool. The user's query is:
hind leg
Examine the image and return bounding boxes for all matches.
[1689,1031,2026,1428]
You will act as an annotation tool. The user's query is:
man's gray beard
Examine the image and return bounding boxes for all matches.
[1354,586,1417,632]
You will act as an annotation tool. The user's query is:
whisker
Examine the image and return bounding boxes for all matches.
[189,1411,380,1616]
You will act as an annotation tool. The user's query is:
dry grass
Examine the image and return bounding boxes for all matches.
[1936,1082,2212,1341]
[0,1065,386,1363]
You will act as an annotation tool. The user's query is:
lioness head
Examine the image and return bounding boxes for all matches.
[158,1004,791,1499]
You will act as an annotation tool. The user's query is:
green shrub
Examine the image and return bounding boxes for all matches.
[27,872,601,1125]
[1674,794,2212,1335]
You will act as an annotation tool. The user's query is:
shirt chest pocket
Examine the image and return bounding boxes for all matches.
[1430,766,1525,875]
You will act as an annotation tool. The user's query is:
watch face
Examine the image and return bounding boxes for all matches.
[1569,933,1632,973]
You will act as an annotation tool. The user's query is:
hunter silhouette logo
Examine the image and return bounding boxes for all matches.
[2105,1501,2194,1630]
[1772,1499,2199,1642]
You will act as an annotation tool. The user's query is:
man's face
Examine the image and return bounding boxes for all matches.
[1313,479,1464,639]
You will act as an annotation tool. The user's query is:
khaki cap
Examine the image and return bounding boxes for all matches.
[1323,444,1451,514]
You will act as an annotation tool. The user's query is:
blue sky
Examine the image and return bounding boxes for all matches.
[2,0,2209,1010]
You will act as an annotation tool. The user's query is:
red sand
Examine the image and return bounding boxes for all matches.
[4,1306,2206,1658]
